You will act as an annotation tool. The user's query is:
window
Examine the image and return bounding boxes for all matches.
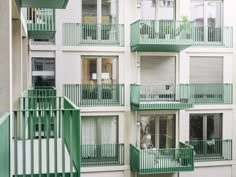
[191,0,222,42]
[140,115,175,149]
[190,114,222,141]
[141,0,175,20]
[82,0,118,24]
[32,58,55,87]
[82,57,118,84]
[81,116,118,144]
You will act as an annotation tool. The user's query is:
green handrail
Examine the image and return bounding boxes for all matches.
[63,23,124,46]
[130,143,194,174]
[63,84,125,107]
[81,144,125,167]
[186,139,232,162]
[0,113,10,177]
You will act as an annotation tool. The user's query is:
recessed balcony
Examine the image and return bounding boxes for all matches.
[130,20,194,52]
[130,143,194,174]
[27,8,56,39]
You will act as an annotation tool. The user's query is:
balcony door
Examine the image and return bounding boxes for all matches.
[141,0,175,20]
[140,115,175,149]
[82,0,118,41]
[190,114,222,158]
[191,0,223,43]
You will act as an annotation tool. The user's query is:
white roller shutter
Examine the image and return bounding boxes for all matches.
[140,56,176,84]
[190,56,223,83]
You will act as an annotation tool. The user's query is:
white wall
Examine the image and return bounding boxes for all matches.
[180,166,232,177]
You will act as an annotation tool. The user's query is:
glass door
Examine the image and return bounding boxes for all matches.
[140,115,175,149]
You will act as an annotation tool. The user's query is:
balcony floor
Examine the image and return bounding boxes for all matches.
[11,138,75,175]
[131,101,193,111]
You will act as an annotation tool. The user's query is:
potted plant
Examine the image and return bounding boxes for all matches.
[181,16,192,39]
[164,24,172,39]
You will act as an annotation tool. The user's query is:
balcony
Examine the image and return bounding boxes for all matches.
[130,143,194,174]
[63,23,124,46]
[81,144,124,167]
[0,113,10,177]
[17,0,69,8]
[130,84,193,111]
[130,84,232,111]
[186,139,232,162]
[63,84,125,107]
[193,27,233,48]
[189,83,232,104]
[27,8,56,39]
[12,88,81,177]
[130,20,194,52]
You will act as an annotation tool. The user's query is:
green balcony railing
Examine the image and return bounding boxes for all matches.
[189,83,232,104]
[130,84,232,110]
[25,87,57,97]
[63,23,124,46]
[81,144,124,167]
[130,20,194,52]
[64,84,125,107]
[130,143,194,174]
[0,113,10,177]
[130,84,193,110]
[13,97,80,177]
[27,8,56,39]
[193,26,233,48]
[18,0,69,9]
[186,139,232,162]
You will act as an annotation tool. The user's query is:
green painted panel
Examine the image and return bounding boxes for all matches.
[28,30,56,39]
[17,0,69,9]
[131,44,192,52]
[0,113,10,177]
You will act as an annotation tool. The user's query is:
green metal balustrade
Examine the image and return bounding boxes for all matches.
[16,0,69,8]
[130,84,232,111]
[27,8,56,39]
[0,113,10,177]
[81,144,124,167]
[189,83,232,104]
[130,84,193,111]
[130,143,194,174]
[194,26,233,48]
[63,23,124,46]
[64,84,125,107]
[13,97,80,177]
[186,139,232,162]
[130,20,194,52]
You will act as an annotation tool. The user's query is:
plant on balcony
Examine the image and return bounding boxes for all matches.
[181,16,192,39]
[163,24,172,39]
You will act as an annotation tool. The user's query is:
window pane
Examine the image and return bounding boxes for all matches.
[100,116,117,144]
[32,58,55,87]
[102,0,118,24]
[82,0,97,24]
[82,58,97,84]
[81,117,97,145]
[102,58,118,84]
[140,115,175,149]
[207,2,222,42]
[190,114,204,140]
[141,0,156,20]
[207,114,222,140]
[191,1,204,41]
[159,0,175,20]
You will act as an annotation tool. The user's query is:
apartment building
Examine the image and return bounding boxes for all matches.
[0,0,236,177]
